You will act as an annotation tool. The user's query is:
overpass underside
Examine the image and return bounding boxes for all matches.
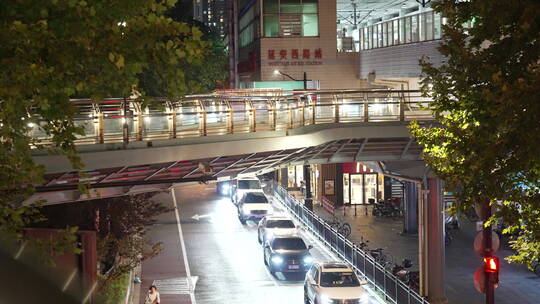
[29,133,425,205]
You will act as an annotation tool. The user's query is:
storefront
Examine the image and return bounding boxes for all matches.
[342,162,384,205]
[275,162,383,206]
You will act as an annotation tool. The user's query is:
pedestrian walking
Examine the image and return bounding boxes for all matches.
[144,285,160,304]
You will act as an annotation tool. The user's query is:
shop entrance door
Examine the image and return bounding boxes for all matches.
[350,174,363,204]
[343,173,350,204]
[364,173,378,204]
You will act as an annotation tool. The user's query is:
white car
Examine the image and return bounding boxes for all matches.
[231,176,264,204]
[257,216,298,244]
[304,262,373,304]
[237,192,274,224]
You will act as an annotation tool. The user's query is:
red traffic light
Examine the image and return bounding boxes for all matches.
[484,256,499,273]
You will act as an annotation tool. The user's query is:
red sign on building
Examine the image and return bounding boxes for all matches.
[266,48,323,67]
[266,48,323,60]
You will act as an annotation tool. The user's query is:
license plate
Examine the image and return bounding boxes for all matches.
[288,265,300,270]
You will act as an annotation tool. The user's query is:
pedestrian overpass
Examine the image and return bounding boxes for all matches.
[32,89,431,167]
[30,89,433,202]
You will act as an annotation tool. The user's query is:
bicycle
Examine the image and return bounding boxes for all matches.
[326,216,352,237]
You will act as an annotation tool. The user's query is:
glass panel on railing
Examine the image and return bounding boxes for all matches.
[144,113,168,136]
[425,11,433,40]
[340,102,362,120]
[177,106,198,126]
[434,12,442,39]
[103,114,128,138]
[28,121,48,140]
[368,99,399,120]
[399,18,406,44]
[230,101,248,127]
[74,118,95,140]
[251,101,269,127]
[393,20,399,45]
[411,15,418,42]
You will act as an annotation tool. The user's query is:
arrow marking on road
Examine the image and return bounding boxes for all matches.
[191,213,213,221]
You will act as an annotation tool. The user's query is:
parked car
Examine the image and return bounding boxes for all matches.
[231,176,264,204]
[304,262,373,304]
[237,192,274,224]
[257,216,298,244]
[263,236,313,275]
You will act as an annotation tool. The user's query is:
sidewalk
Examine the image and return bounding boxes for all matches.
[138,191,193,304]
[289,191,540,304]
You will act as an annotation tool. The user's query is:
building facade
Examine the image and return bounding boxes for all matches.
[194,0,228,37]
[231,0,446,90]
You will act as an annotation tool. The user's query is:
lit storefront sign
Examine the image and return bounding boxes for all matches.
[267,48,323,67]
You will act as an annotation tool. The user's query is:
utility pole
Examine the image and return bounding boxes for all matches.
[352,2,357,29]
[303,164,313,211]
[228,0,238,89]
[483,202,494,304]
[122,96,129,148]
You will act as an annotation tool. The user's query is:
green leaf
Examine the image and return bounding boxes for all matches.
[115,55,125,69]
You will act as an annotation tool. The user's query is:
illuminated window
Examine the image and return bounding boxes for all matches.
[263,0,319,37]
[239,5,259,47]
[357,10,443,50]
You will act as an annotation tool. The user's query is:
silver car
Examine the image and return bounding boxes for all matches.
[257,216,298,244]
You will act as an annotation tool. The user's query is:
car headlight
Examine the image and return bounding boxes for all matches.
[242,205,250,214]
[271,255,283,265]
[361,294,371,303]
[320,294,333,304]
[221,183,230,195]
[303,255,313,264]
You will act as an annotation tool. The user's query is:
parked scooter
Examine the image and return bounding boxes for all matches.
[406,271,420,291]
[372,199,400,217]
[369,247,389,265]
[391,259,413,281]
[357,237,370,251]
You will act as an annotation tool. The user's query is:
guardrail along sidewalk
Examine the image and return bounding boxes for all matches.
[270,181,429,304]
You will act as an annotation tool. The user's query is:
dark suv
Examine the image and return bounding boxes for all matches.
[263,236,313,275]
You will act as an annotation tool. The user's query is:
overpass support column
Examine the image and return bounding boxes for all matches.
[419,178,447,303]
[403,181,418,233]
[303,164,312,208]
[280,168,288,188]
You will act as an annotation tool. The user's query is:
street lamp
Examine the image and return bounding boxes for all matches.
[273,69,309,90]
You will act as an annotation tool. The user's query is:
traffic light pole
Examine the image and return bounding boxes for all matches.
[483,202,494,304]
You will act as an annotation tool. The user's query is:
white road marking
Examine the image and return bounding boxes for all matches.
[171,187,197,304]
[152,277,199,295]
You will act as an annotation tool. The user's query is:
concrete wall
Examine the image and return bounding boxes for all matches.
[358,40,444,79]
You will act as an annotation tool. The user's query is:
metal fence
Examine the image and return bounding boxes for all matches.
[28,90,434,146]
[271,181,429,304]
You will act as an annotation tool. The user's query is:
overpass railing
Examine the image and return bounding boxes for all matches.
[28,90,433,146]
[270,181,429,304]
